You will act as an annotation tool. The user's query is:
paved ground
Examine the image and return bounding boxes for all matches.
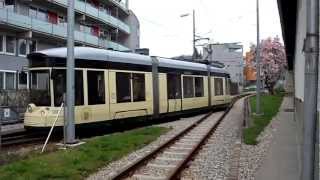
[255,97,300,180]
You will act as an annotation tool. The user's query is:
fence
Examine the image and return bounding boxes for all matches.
[0,90,30,124]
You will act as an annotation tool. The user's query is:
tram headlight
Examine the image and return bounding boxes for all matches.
[27,104,35,113]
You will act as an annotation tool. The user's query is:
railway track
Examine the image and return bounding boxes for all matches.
[0,131,46,147]
[110,96,242,180]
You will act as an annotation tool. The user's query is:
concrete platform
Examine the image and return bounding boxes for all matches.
[255,97,300,180]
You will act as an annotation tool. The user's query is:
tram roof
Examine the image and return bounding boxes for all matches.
[28,47,228,74]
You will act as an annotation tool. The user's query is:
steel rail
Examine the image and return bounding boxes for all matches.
[111,95,246,180]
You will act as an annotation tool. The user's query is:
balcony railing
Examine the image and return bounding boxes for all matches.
[109,0,128,12]
[52,0,130,34]
[0,8,130,52]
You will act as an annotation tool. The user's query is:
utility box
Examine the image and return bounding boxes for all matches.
[0,106,19,124]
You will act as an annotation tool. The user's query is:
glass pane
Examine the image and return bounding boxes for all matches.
[0,72,3,90]
[18,39,27,55]
[167,74,181,99]
[75,70,84,105]
[87,71,105,105]
[183,76,194,98]
[30,70,50,106]
[19,72,28,89]
[5,0,14,11]
[214,78,224,96]
[29,40,37,53]
[195,77,204,97]
[116,72,131,103]
[29,6,37,18]
[38,9,47,21]
[53,69,66,106]
[0,35,3,52]
[6,36,15,54]
[132,73,145,102]
[5,72,15,90]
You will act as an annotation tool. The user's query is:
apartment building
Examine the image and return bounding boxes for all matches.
[0,0,140,90]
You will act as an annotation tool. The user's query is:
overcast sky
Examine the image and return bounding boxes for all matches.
[130,0,282,57]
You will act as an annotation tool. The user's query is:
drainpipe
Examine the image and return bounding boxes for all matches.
[303,0,319,179]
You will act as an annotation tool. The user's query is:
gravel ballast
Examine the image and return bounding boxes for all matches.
[87,114,206,180]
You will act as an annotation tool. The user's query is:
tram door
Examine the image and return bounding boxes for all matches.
[83,70,110,122]
[167,73,182,113]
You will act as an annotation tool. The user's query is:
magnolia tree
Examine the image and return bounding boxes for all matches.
[250,37,287,94]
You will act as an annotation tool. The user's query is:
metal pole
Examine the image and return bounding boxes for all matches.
[303,0,319,178]
[255,0,261,114]
[0,107,2,151]
[66,0,76,144]
[192,9,196,60]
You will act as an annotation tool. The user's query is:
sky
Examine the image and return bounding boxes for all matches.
[129,0,283,58]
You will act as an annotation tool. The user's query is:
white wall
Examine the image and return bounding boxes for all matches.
[294,0,306,101]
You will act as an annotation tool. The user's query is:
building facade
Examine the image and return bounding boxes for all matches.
[0,0,140,90]
[278,0,319,178]
[203,43,244,85]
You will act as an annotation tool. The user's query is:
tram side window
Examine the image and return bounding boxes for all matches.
[75,70,84,105]
[87,71,105,105]
[214,78,224,96]
[195,77,204,97]
[132,73,145,102]
[116,72,131,103]
[167,74,181,99]
[226,78,231,95]
[183,76,194,98]
[52,70,84,106]
[53,69,66,106]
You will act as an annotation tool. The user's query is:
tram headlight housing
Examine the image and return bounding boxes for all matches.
[27,104,35,113]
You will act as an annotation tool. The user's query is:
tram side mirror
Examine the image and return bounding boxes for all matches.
[51,69,58,80]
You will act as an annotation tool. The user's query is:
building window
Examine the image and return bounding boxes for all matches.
[0,35,3,52]
[58,16,67,27]
[37,9,47,21]
[183,76,194,98]
[167,74,181,99]
[116,72,131,103]
[214,78,224,96]
[5,72,15,90]
[5,36,15,54]
[18,39,27,56]
[195,77,204,97]
[29,40,37,53]
[18,72,28,89]
[29,6,37,18]
[5,0,14,11]
[132,73,145,102]
[0,72,3,90]
[87,71,105,105]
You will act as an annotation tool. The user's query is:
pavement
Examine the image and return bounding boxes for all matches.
[255,96,300,180]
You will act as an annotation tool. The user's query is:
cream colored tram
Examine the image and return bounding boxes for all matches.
[24,47,231,128]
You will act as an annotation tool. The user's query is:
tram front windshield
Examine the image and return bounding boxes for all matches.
[30,70,51,106]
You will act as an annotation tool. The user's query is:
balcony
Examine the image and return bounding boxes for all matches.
[0,8,130,51]
[51,0,130,34]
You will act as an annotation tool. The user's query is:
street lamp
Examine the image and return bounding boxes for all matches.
[180,9,196,60]
[256,0,262,115]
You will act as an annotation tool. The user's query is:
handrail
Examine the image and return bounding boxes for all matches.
[41,102,64,153]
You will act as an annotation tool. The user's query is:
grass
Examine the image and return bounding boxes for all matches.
[243,94,284,145]
[0,126,169,180]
